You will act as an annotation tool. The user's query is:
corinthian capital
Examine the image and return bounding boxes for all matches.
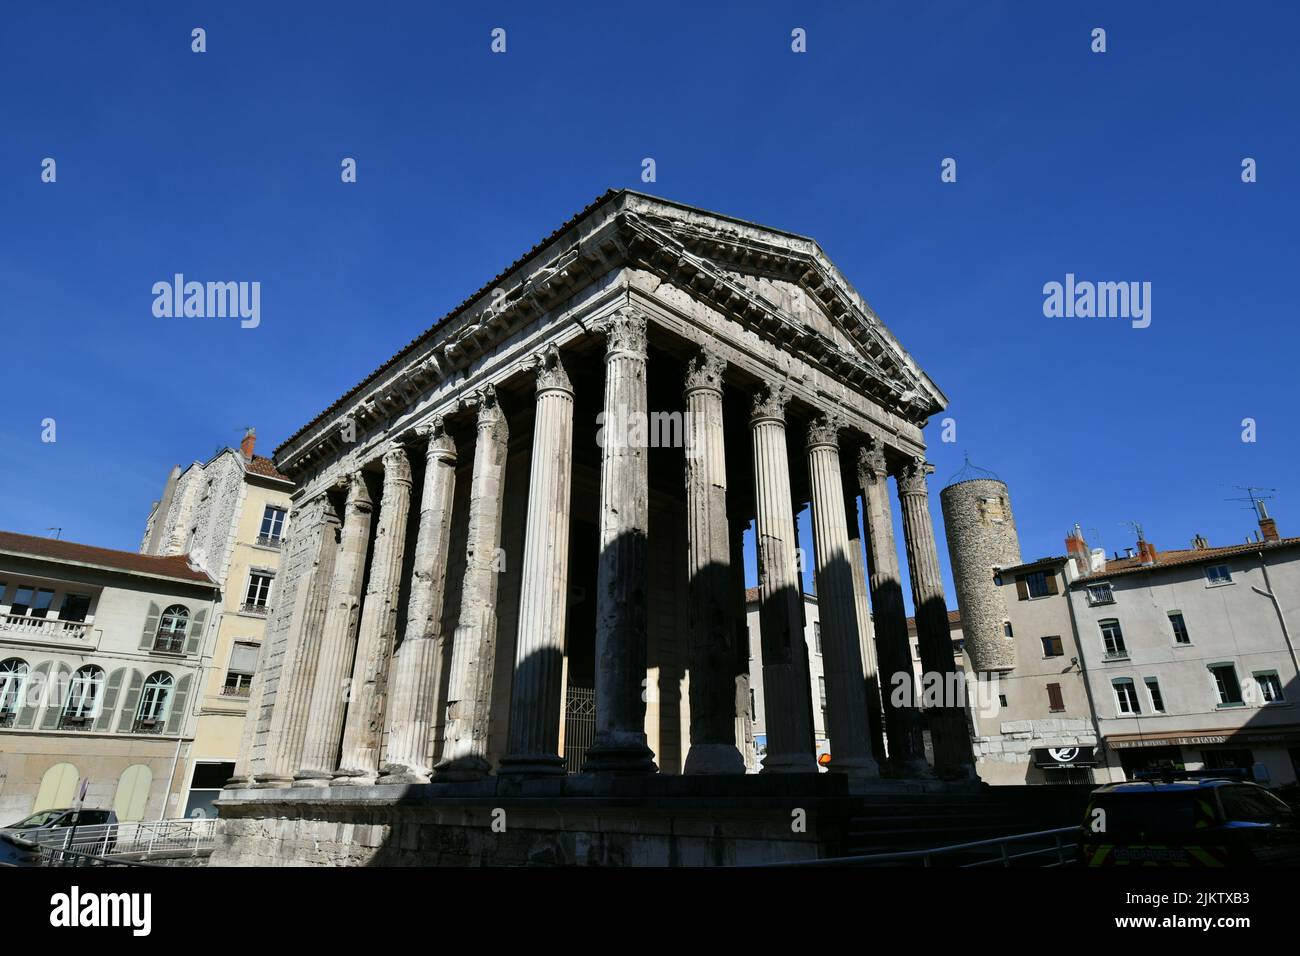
[806,412,843,449]
[684,349,726,394]
[380,443,412,486]
[418,415,458,464]
[857,436,887,484]
[603,307,647,358]
[896,455,934,496]
[342,471,373,513]
[470,383,505,429]
[750,382,789,423]
[532,344,572,394]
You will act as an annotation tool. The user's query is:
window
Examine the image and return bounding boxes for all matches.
[1209,663,1243,707]
[0,658,28,726]
[1144,677,1165,713]
[134,672,173,732]
[244,572,273,613]
[1003,621,1014,638]
[1100,619,1127,659]
[1086,583,1114,606]
[1046,682,1065,712]
[8,586,55,618]
[748,689,755,722]
[998,694,1008,708]
[58,593,92,623]
[1113,678,1141,715]
[258,506,287,547]
[1205,564,1232,586]
[952,638,965,656]
[1252,671,1284,704]
[1220,784,1288,824]
[62,666,104,724]
[813,622,821,655]
[1168,612,1190,645]
[223,642,259,698]
[1016,570,1057,600]
[155,605,189,652]
[1041,635,1064,658]
[818,676,827,728]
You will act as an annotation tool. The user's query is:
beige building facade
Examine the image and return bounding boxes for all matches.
[141,429,293,815]
[0,532,219,823]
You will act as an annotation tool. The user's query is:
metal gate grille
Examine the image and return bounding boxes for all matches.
[563,685,595,773]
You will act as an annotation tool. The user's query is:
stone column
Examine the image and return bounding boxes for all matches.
[436,385,509,779]
[897,456,976,780]
[805,414,879,780]
[334,446,413,785]
[499,346,575,776]
[378,419,458,784]
[254,496,341,787]
[681,349,744,775]
[844,484,885,763]
[750,383,817,773]
[583,307,657,774]
[857,439,929,776]
[295,472,373,785]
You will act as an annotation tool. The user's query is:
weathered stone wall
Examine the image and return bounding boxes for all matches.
[940,478,1020,672]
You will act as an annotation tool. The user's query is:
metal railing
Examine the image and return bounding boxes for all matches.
[239,603,269,617]
[757,826,1084,868]
[19,817,218,863]
[256,534,282,549]
[563,685,595,773]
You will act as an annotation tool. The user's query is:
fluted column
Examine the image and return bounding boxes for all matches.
[295,473,373,785]
[499,346,575,776]
[681,349,744,775]
[436,385,509,779]
[806,414,878,779]
[378,420,458,784]
[750,383,817,773]
[253,496,341,787]
[857,439,929,776]
[897,456,976,780]
[583,307,657,773]
[334,447,412,784]
[844,482,885,763]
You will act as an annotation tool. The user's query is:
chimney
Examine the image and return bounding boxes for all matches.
[240,427,256,461]
[1064,524,1089,575]
[1137,538,1157,566]
[1256,501,1279,543]
[1192,534,1209,550]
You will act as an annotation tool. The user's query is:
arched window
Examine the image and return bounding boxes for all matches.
[155,605,189,652]
[134,672,174,733]
[61,665,104,726]
[0,658,29,726]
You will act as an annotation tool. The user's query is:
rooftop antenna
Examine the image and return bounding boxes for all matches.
[1227,485,1276,520]
[1121,520,1145,541]
[46,527,62,540]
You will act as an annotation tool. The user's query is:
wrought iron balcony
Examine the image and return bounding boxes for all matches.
[58,712,96,731]
[239,603,269,617]
[153,633,186,654]
[256,533,282,549]
[132,717,166,734]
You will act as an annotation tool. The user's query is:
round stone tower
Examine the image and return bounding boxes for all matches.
[940,460,1021,673]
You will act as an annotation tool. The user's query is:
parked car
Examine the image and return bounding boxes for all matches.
[0,808,119,857]
[1080,773,1300,866]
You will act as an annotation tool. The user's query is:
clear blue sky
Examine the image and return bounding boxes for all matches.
[3,2,1296,611]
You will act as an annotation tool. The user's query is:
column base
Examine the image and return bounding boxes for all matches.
[683,743,746,775]
[582,734,657,774]
[497,754,567,776]
[376,764,432,785]
[888,756,936,779]
[332,769,379,787]
[759,751,820,774]
[826,756,881,780]
[433,755,493,781]
[249,774,297,790]
[222,775,253,790]
[292,770,336,788]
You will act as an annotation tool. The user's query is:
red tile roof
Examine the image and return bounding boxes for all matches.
[245,454,291,484]
[1072,536,1300,584]
[0,531,217,586]
[906,609,962,631]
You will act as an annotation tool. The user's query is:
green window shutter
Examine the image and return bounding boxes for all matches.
[13,661,52,729]
[93,668,125,731]
[116,670,144,733]
[39,664,72,730]
[164,674,192,735]
[184,607,208,656]
[140,601,162,650]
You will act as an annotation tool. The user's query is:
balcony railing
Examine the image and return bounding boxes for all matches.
[0,712,15,729]
[58,713,96,732]
[240,603,269,617]
[1102,649,1130,661]
[256,534,282,549]
[221,683,252,698]
[132,717,166,735]
[0,613,90,640]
